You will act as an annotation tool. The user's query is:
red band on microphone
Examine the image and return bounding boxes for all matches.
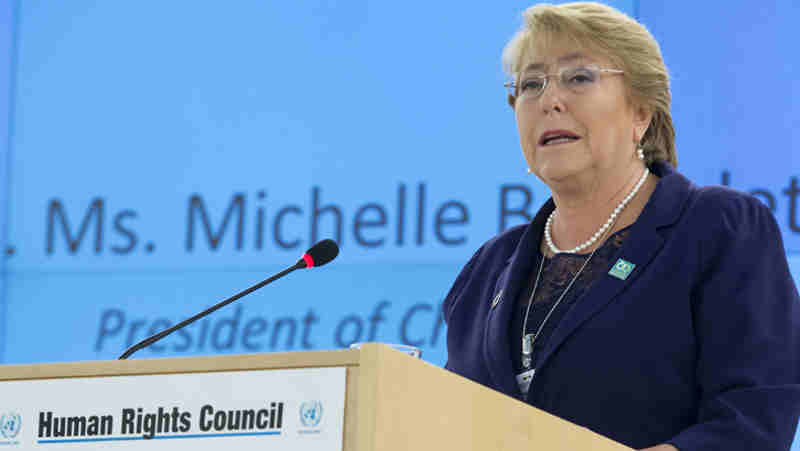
[302,253,314,268]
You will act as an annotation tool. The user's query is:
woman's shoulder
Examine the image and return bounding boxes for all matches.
[446,223,529,291]
[469,223,530,267]
[679,183,784,264]
[688,184,777,234]
[442,223,531,322]
[692,183,766,208]
[652,162,774,233]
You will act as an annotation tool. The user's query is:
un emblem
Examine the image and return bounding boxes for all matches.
[608,258,636,280]
[0,412,21,440]
[299,401,323,428]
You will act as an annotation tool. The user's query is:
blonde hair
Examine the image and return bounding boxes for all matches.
[502,2,677,167]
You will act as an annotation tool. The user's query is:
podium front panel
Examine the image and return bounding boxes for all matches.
[0,367,345,450]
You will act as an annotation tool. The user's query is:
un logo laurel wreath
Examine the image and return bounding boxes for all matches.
[299,401,323,428]
[0,412,21,440]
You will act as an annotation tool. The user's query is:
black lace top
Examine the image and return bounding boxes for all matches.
[509,227,632,377]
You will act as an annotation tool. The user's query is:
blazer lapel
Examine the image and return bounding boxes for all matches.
[483,200,553,398]
[536,224,666,370]
[535,163,691,371]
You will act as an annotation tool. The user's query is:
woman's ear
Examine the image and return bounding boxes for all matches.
[633,104,653,142]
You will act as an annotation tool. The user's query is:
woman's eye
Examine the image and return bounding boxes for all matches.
[565,70,595,85]
[520,79,544,92]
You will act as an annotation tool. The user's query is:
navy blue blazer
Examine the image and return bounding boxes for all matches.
[443,163,800,450]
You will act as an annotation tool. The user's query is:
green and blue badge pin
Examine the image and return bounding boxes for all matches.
[608,258,636,280]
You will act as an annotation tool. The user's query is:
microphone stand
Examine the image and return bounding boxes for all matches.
[118,260,305,360]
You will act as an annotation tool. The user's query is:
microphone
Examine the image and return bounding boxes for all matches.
[118,239,339,360]
[298,238,338,268]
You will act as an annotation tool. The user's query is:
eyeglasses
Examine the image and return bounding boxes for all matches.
[504,66,624,101]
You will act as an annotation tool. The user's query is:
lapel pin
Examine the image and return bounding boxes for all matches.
[491,290,503,309]
[608,258,636,280]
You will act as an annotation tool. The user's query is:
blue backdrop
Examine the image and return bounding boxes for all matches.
[1,0,798,446]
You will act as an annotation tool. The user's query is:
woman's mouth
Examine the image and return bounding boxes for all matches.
[539,130,581,146]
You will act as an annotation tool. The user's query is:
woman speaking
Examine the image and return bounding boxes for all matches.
[442,3,800,450]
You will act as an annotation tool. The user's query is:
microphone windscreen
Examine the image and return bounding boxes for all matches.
[302,239,339,268]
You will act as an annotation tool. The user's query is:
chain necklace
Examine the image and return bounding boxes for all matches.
[520,242,602,369]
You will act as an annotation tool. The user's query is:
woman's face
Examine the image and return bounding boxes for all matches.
[514,39,648,187]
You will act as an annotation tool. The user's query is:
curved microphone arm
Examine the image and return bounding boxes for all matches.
[118,261,304,360]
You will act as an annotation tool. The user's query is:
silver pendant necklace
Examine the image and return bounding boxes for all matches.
[520,244,600,369]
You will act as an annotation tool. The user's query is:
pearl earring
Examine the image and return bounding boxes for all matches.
[526,168,532,174]
[637,147,645,161]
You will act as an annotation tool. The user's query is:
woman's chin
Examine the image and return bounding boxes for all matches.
[536,162,586,185]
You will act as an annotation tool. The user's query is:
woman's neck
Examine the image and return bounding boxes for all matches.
[543,161,657,256]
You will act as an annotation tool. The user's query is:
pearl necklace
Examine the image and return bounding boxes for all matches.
[545,167,649,254]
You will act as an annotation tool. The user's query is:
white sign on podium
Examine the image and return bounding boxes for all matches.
[0,367,346,450]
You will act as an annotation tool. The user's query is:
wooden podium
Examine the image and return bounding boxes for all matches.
[0,343,631,450]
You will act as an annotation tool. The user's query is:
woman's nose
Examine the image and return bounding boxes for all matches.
[539,78,567,114]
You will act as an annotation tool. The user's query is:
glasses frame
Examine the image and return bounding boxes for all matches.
[504,66,625,101]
